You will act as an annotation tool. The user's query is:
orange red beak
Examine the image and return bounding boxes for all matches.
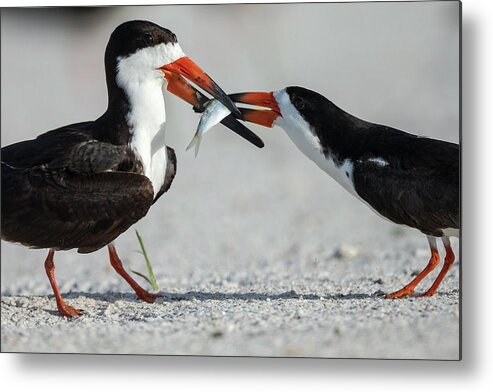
[228,92,282,128]
[160,56,243,119]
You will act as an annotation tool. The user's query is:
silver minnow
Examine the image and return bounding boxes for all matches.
[187,99,231,157]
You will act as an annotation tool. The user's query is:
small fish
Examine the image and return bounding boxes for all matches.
[187,99,231,157]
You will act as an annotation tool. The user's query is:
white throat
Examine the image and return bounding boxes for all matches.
[115,43,185,195]
[273,89,358,198]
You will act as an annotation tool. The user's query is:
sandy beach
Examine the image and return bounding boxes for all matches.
[0,139,460,358]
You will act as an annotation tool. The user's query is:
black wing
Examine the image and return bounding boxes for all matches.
[1,163,154,253]
[1,122,152,252]
[352,134,459,237]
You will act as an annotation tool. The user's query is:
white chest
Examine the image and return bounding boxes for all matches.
[125,79,168,196]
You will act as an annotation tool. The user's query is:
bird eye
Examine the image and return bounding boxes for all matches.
[293,96,305,110]
[143,33,154,45]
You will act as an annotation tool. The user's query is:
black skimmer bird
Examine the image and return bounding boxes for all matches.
[228,86,459,298]
[1,20,262,318]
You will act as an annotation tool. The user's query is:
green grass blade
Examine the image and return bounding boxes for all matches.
[130,270,153,286]
[134,230,159,291]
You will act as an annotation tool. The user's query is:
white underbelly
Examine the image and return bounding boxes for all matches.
[148,145,168,195]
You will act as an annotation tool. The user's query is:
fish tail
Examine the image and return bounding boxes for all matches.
[186,133,201,157]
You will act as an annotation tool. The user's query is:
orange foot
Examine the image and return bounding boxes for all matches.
[57,303,83,318]
[385,287,414,299]
[416,290,437,298]
[136,291,160,303]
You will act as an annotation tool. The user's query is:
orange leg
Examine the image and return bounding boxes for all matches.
[386,236,440,299]
[108,244,159,303]
[418,237,455,297]
[44,249,82,318]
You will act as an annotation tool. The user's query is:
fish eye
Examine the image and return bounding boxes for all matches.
[143,33,154,45]
[293,96,305,111]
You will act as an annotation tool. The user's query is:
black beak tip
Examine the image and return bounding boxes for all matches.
[220,115,264,148]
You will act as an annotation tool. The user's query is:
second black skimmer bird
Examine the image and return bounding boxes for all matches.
[1,20,262,317]
[228,86,459,298]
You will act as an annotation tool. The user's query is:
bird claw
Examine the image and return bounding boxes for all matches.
[137,291,160,303]
[385,288,414,299]
[58,304,84,318]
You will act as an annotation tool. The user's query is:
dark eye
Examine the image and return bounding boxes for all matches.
[143,33,154,45]
[293,96,305,110]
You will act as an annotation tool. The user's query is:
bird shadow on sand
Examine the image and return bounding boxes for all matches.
[1,289,384,306]
[158,290,379,302]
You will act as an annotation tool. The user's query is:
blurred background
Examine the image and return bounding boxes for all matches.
[1,3,459,297]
